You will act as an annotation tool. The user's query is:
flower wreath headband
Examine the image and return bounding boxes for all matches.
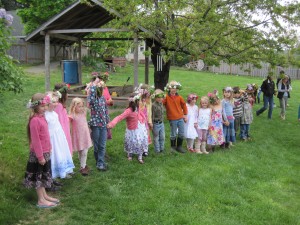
[26,95,51,109]
[58,84,70,94]
[128,93,141,102]
[48,91,62,103]
[152,93,165,99]
[164,81,182,92]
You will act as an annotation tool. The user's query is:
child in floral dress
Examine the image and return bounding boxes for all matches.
[207,90,225,151]
[107,93,148,164]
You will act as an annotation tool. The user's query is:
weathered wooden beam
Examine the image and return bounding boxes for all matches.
[48,28,129,34]
[45,33,51,91]
[82,38,143,41]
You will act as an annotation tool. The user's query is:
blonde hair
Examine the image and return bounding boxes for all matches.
[200,96,210,108]
[69,97,85,116]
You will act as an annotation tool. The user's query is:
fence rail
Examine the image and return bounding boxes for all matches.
[207,62,300,80]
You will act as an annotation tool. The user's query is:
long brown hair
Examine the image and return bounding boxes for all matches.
[27,93,45,143]
[53,83,68,107]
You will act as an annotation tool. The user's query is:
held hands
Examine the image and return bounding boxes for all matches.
[107,123,112,129]
[223,120,230,126]
[183,115,187,123]
[194,123,198,128]
[38,158,46,166]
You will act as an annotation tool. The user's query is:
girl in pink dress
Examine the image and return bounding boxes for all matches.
[53,83,73,154]
[69,98,93,176]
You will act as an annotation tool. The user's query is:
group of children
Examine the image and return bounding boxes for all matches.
[23,76,254,208]
[23,72,113,208]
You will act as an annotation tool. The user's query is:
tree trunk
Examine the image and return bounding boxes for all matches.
[147,40,171,90]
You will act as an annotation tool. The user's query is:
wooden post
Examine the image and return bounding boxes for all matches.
[45,33,51,91]
[78,39,82,85]
[145,44,149,84]
[133,33,139,88]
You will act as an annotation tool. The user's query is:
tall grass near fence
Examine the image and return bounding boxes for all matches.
[0,66,299,225]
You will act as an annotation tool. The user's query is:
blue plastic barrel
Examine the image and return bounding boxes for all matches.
[62,60,79,84]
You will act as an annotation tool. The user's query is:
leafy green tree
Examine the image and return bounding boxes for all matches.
[0,0,22,10]
[102,0,300,89]
[16,0,75,34]
[0,8,23,94]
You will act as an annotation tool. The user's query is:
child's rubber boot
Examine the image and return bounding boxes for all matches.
[176,137,186,153]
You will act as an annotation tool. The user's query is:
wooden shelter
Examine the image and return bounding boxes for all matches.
[25,0,150,91]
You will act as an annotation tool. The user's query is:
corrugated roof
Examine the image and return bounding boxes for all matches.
[25,0,117,45]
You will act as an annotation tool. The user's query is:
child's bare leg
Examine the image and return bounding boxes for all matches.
[37,187,57,206]
[42,187,59,203]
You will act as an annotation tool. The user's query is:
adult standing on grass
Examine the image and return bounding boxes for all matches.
[256,74,276,119]
[23,93,60,209]
[163,81,188,153]
[277,75,291,120]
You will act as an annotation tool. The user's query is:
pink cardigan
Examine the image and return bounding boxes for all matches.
[109,108,139,130]
[30,115,52,160]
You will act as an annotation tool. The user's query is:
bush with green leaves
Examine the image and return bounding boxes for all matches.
[0,8,23,94]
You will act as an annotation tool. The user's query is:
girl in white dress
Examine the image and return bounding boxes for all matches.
[184,94,199,152]
[195,96,211,154]
[45,92,75,179]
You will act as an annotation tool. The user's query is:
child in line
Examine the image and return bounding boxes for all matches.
[233,87,243,139]
[221,87,236,148]
[107,93,148,164]
[240,91,253,141]
[207,90,225,151]
[194,96,211,154]
[69,98,93,176]
[87,80,109,171]
[138,84,151,156]
[163,81,188,153]
[151,89,165,153]
[23,93,59,208]
[53,83,73,154]
[86,73,113,141]
[184,94,199,152]
[45,92,75,179]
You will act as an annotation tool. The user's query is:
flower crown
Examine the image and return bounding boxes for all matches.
[164,81,182,92]
[207,89,219,105]
[152,93,165,99]
[91,71,109,82]
[224,87,233,92]
[26,95,51,109]
[128,93,141,102]
[134,83,153,98]
[187,94,198,102]
[47,91,61,103]
[58,84,70,94]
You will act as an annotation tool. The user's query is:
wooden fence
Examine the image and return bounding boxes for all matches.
[7,40,88,64]
[207,62,300,80]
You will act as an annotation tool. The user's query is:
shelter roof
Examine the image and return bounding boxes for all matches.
[25,0,118,45]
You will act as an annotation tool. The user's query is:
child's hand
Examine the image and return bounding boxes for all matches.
[194,123,198,128]
[38,158,46,166]
[223,121,230,126]
[107,98,113,106]
[107,124,111,129]
[149,123,153,129]
[183,115,187,123]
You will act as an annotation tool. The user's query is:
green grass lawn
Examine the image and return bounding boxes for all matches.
[0,64,299,225]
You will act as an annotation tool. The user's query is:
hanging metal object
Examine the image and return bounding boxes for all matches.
[157,54,163,71]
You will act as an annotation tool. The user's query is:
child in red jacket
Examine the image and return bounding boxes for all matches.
[163,80,188,153]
